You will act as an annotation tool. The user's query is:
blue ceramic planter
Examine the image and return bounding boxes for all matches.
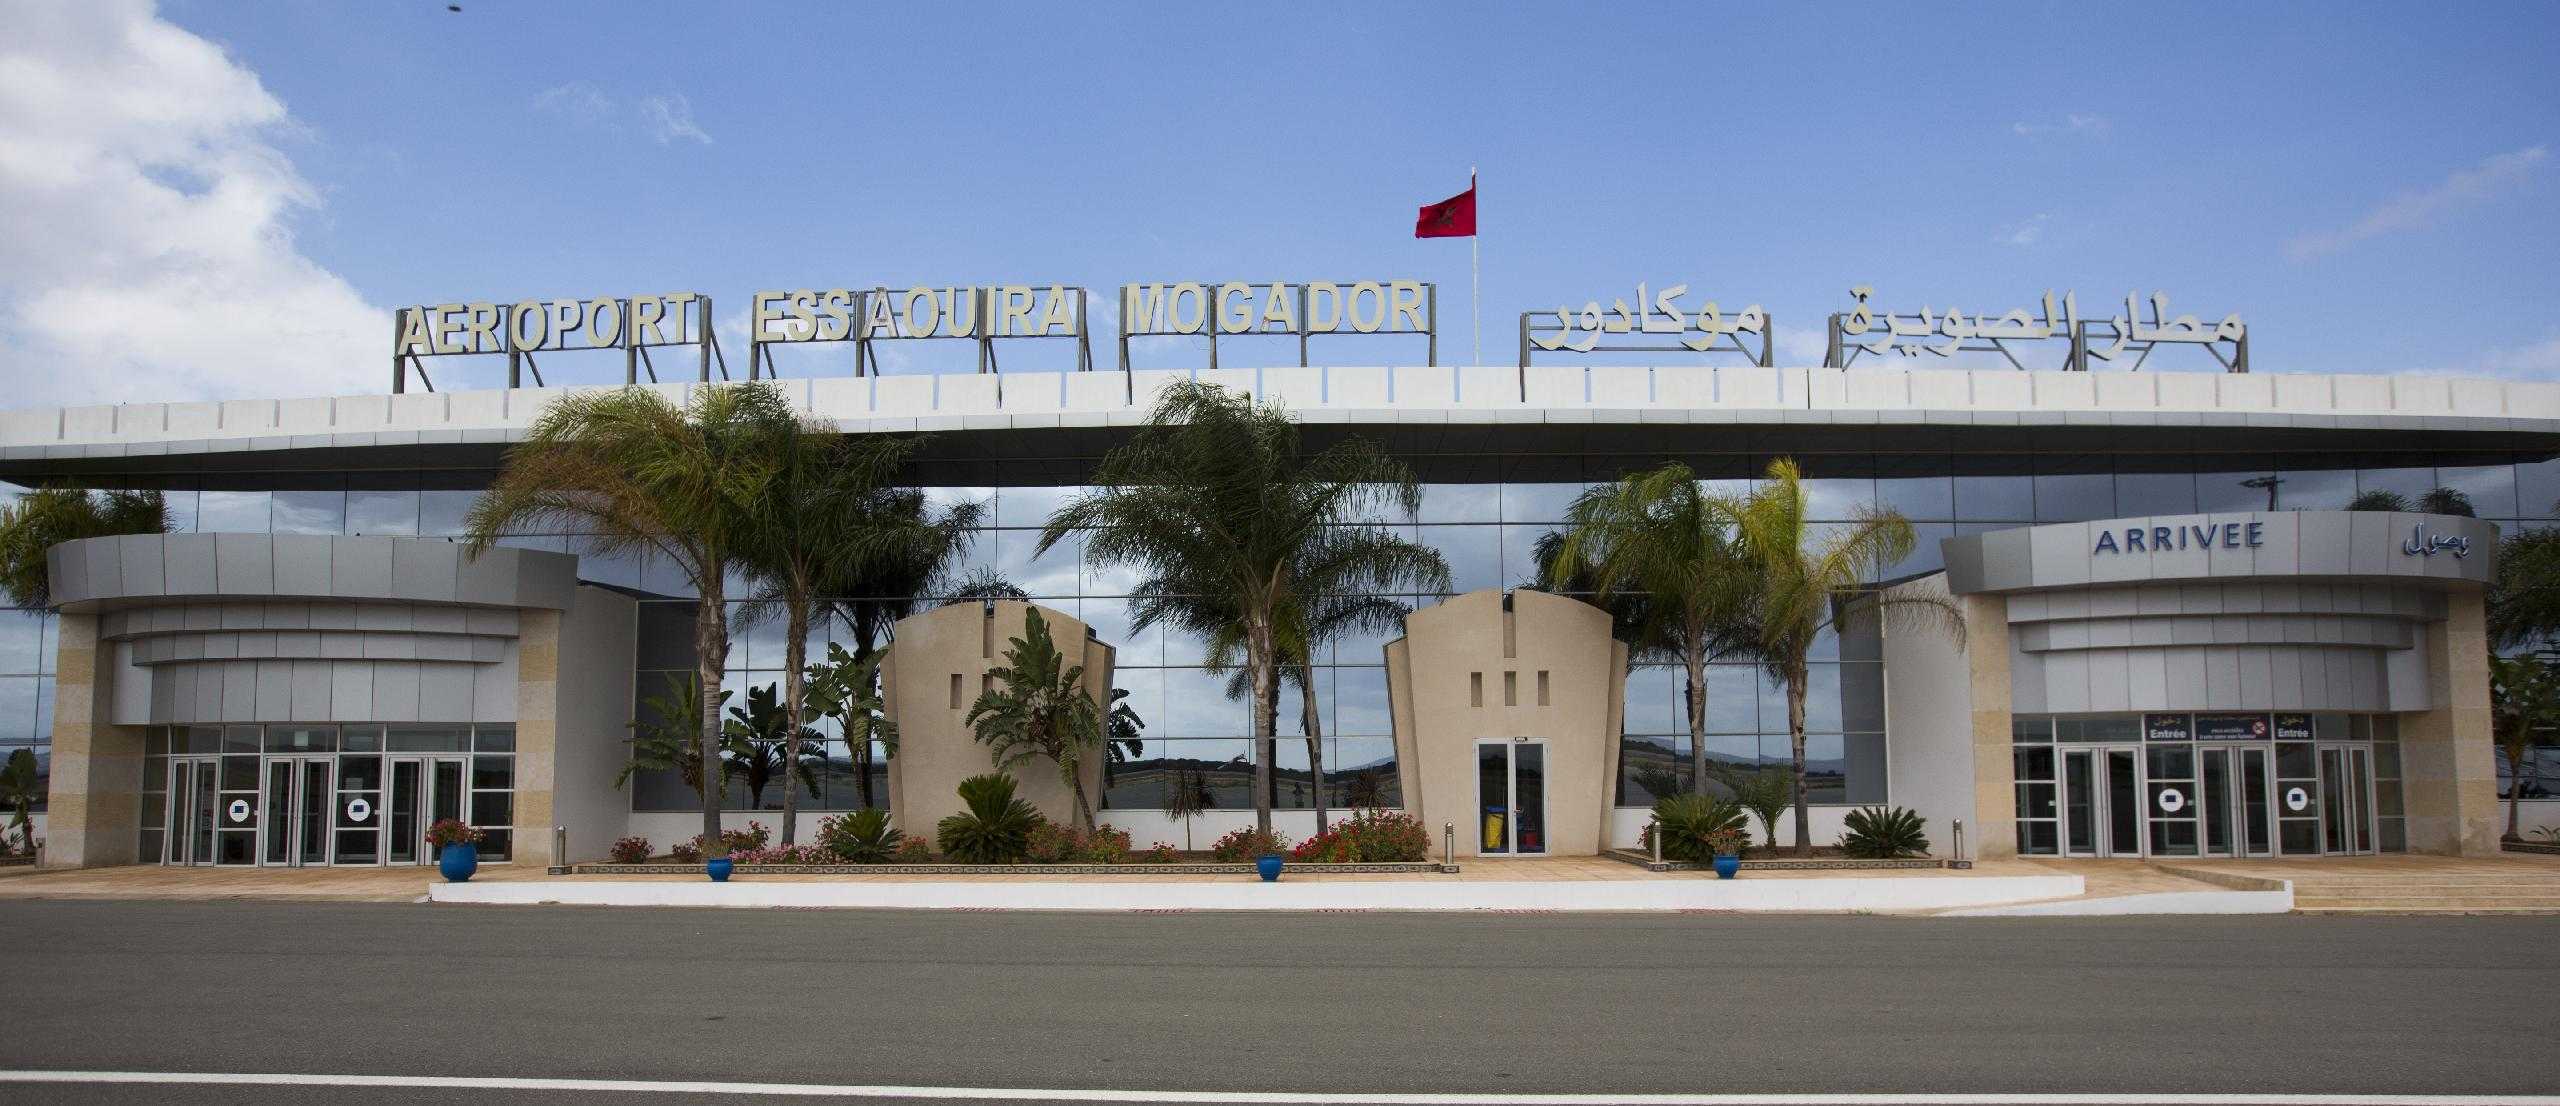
[1255,855,1284,882]
[438,842,478,883]
[706,857,734,882]
[1712,854,1741,880]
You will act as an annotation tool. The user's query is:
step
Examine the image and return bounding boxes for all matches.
[2296,906,2560,915]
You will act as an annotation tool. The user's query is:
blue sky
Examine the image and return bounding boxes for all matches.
[3,0,2557,401]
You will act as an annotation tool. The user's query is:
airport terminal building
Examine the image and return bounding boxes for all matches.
[2,360,2550,869]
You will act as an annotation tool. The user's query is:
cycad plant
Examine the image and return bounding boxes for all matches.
[1646,793,1747,863]
[723,682,822,811]
[1549,464,1760,797]
[617,674,731,801]
[1840,805,1930,859]
[965,609,1104,830]
[0,487,169,607]
[1726,458,1961,856]
[466,382,798,859]
[817,808,902,863]
[1043,380,1437,837]
[802,642,895,809]
[936,773,1041,863]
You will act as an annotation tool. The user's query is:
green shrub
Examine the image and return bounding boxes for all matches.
[1024,820,1076,863]
[816,809,902,863]
[1642,793,1748,863]
[1208,826,1291,862]
[891,837,936,863]
[1141,841,1179,864]
[1840,805,1930,859]
[1083,823,1133,863]
[936,773,1042,863]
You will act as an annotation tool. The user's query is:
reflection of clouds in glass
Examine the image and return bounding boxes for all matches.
[195,490,270,533]
[1417,482,1502,524]
[1500,482,1587,524]
[1418,525,1500,594]
[994,485,1086,528]
[993,529,1081,598]
[1333,667,1391,736]
[1160,668,1245,737]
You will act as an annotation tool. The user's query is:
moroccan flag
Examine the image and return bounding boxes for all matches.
[1414,177,1476,238]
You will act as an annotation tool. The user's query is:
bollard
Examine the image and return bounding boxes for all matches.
[549,825,569,875]
[1650,817,1662,865]
[1442,821,1455,870]
[1951,819,1968,869]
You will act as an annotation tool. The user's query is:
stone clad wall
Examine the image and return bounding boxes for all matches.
[883,601,1112,836]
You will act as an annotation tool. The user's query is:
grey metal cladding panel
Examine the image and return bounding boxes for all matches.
[2127,649,2168,705]
[2347,512,2395,577]
[2237,649,2274,705]
[222,660,256,722]
[389,540,460,604]
[164,534,217,594]
[2269,648,2306,710]
[2251,511,2301,576]
[2009,651,2048,713]
[2165,648,2208,706]
[48,541,88,604]
[2087,650,2131,711]
[118,535,167,598]
[472,657,514,722]
[453,546,520,608]
[1940,534,1988,594]
[289,660,331,719]
[2028,524,2092,587]
[153,664,180,722]
[416,663,473,723]
[372,662,421,722]
[2204,647,2242,708]
[330,661,372,720]
[330,537,395,599]
[256,660,291,719]
[2295,513,2352,576]
[271,535,332,596]
[214,533,274,596]
[1979,528,2034,591]
[513,550,578,611]
[78,536,123,600]
[2044,650,2089,713]
[354,603,411,632]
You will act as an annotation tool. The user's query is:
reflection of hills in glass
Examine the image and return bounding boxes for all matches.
[1099,743,1401,810]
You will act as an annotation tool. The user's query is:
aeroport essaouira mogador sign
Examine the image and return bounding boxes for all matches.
[386,281,2250,391]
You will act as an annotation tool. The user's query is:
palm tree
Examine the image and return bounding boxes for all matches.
[1043,380,1438,837]
[1725,458,1962,856]
[1,746,38,853]
[465,383,797,860]
[617,673,728,800]
[1186,584,1427,833]
[2492,519,2560,649]
[2416,486,2477,517]
[965,608,1104,830]
[1549,464,1761,801]
[0,487,170,607]
[735,427,921,845]
[802,642,895,811]
[821,489,982,809]
[723,682,822,810]
[2490,654,2560,840]
[2346,489,2409,512]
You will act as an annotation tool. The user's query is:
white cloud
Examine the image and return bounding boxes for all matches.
[2285,145,2548,263]
[2011,113,2107,138]
[1996,213,2052,247]
[533,81,613,126]
[639,94,711,145]
[2416,334,2560,381]
[0,0,380,406]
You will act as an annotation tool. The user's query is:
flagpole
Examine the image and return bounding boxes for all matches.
[1469,166,1480,366]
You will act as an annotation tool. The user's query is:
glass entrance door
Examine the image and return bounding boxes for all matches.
[1474,739,1547,855]
[2061,749,2145,857]
[386,755,468,865]
[2197,747,2274,857]
[167,758,218,865]
[260,756,334,866]
[2319,746,2376,855]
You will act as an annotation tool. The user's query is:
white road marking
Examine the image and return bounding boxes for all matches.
[0,1073,2554,1105]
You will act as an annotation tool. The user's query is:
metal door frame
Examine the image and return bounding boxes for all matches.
[2318,744,2378,856]
[1472,737,1548,856]
[258,754,335,867]
[166,756,218,866]
[385,754,470,865]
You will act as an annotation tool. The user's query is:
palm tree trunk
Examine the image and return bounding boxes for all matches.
[1301,660,1328,832]
[1787,660,1812,858]
[1683,641,1707,796]
[1070,771,1096,832]
[695,577,729,860]
[1248,617,1276,838]
[778,589,809,846]
[851,636,878,809]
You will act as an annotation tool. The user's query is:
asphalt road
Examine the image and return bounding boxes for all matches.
[0,900,2555,1104]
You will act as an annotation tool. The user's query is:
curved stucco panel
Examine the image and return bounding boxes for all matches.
[1943,511,2497,595]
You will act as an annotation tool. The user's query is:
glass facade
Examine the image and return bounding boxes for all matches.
[2011,712,2404,856]
[7,445,2555,824]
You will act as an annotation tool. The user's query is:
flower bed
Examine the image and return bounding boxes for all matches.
[1602,848,1949,872]
[566,859,1453,876]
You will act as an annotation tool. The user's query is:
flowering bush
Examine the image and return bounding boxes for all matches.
[425,818,482,848]
[1083,824,1133,864]
[731,844,833,865]
[1024,819,1077,863]
[1208,827,1291,862]
[1142,842,1180,864]
[608,836,652,864]
[1704,827,1750,858]
[676,821,775,860]
[1287,809,1431,863]
[891,836,937,863]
